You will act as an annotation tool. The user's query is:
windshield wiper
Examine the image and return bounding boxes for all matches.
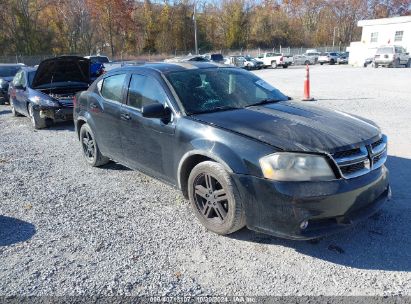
[246,98,283,107]
[191,106,241,115]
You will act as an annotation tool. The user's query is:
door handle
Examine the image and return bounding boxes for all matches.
[121,113,131,121]
[90,103,98,109]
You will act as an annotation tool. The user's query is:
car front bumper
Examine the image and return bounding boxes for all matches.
[35,105,74,121]
[231,166,390,240]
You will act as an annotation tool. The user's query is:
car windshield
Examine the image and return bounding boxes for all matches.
[166,68,288,115]
[0,66,21,77]
[377,47,394,54]
[210,54,223,61]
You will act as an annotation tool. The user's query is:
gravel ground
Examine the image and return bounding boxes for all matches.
[0,65,410,297]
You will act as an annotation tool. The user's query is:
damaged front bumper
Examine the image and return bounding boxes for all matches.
[232,166,390,240]
[34,105,73,121]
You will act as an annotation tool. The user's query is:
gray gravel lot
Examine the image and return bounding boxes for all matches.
[0,65,410,297]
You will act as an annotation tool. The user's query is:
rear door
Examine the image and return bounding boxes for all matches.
[119,73,176,182]
[88,72,128,160]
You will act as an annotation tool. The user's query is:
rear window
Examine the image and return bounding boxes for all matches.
[100,74,127,102]
[90,56,109,64]
[0,66,21,77]
[377,47,394,54]
[210,54,223,62]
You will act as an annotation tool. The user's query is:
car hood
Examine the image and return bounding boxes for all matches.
[32,56,90,89]
[192,101,381,153]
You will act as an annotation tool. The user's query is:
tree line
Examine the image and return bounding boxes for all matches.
[0,0,409,58]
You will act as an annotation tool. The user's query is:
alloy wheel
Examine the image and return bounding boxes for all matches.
[193,173,229,224]
[81,130,96,161]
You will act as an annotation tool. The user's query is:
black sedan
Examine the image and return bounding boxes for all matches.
[73,62,390,240]
[9,56,91,129]
[0,63,25,104]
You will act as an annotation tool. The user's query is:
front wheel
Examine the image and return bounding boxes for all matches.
[28,103,47,129]
[282,64,288,68]
[10,99,21,117]
[79,123,109,167]
[188,161,245,235]
[271,61,277,69]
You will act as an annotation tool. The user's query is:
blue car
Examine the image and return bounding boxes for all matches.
[8,56,91,129]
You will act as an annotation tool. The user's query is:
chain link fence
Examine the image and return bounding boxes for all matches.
[0,45,349,66]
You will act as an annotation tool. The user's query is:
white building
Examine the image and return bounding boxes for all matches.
[348,16,411,66]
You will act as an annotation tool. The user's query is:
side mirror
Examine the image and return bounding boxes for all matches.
[142,103,171,122]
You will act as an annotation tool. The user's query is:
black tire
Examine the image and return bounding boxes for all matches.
[395,58,401,68]
[320,62,323,65]
[304,60,310,65]
[28,103,47,129]
[188,161,245,235]
[9,99,21,117]
[271,61,277,69]
[282,64,288,68]
[79,123,109,167]
[330,59,335,65]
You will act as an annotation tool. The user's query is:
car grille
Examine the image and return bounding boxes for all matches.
[331,135,387,179]
[58,99,74,108]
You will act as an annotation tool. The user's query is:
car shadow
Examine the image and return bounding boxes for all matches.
[47,121,75,131]
[0,109,12,115]
[229,155,411,272]
[101,161,131,171]
[0,215,36,246]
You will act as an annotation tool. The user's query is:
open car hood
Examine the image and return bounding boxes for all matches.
[32,56,90,89]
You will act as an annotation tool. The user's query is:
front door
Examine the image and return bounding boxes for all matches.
[119,73,176,183]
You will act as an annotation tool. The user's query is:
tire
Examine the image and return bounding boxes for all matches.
[407,59,411,68]
[330,59,335,65]
[395,58,401,68]
[188,161,245,235]
[79,123,109,167]
[28,103,47,129]
[271,61,277,69]
[320,62,323,65]
[373,63,378,68]
[10,99,21,117]
[282,64,288,69]
[304,60,310,65]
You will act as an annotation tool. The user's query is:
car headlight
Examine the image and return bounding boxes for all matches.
[259,152,335,181]
[30,96,58,107]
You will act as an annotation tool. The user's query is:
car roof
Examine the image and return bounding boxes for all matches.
[106,61,231,75]
[0,63,25,67]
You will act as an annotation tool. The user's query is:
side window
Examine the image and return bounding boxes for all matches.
[127,74,168,110]
[370,32,378,43]
[13,71,23,86]
[100,74,127,102]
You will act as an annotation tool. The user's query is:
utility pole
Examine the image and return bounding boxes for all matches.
[332,27,337,50]
[193,2,198,55]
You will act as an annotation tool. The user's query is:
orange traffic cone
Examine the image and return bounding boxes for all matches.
[303,64,315,101]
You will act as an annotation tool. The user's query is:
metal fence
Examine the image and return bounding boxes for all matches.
[0,45,349,66]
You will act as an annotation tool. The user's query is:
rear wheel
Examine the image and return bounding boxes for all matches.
[28,103,47,129]
[304,60,310,65]
[282,64,288,68]
[79,123,109,167]
[188,161,245,235]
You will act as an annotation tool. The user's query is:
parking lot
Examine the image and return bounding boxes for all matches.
[0,65,410,296]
